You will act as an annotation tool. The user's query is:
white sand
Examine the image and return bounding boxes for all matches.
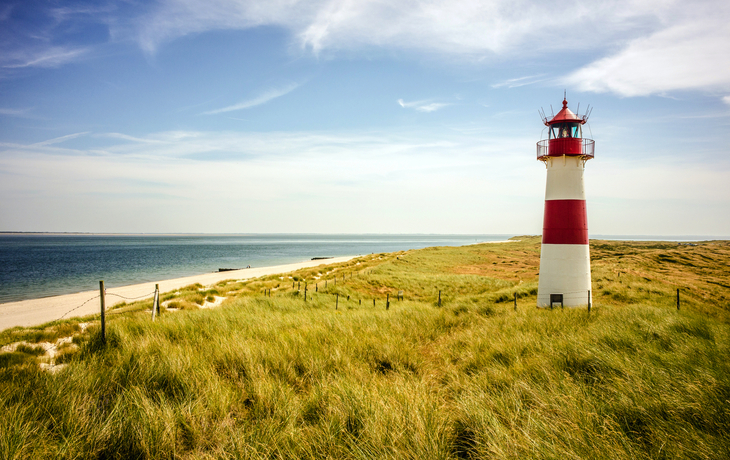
[0,256,356,331]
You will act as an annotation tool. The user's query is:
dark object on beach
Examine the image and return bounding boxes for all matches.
[218,268,240,272]
[311,257,333,260]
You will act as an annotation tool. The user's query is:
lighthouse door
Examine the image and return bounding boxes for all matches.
[550,294,564,309]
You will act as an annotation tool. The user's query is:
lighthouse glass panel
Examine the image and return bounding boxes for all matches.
[549,123,582,139]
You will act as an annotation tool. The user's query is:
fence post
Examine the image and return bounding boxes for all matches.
[386,294,390,310]
[373,299,375,307]
[151,285,159,321]
[438,290,442,307]
[588,290,591,312]
[304,283,307,302]
[677,288,680,310]
[336,293,339,310]
[99,281,106,345]
[155,284,160,316]
[514,292,517,311]
[316,283,318,292]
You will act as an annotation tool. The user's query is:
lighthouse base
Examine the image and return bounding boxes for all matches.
[537,244,592,308]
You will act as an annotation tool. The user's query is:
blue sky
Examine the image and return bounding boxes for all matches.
[1,0,728,235]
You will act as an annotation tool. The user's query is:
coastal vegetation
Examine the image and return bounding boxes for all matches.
[1,237,729,459]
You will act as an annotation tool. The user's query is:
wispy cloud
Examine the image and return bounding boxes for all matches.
[202,84,300,115]
[2,46,89,69]
[397,99,450,113]
[31,132,90,147]
[492,74,547,89]
[0,107,32,117]
[723,96,730,106]
[102,133,171,144]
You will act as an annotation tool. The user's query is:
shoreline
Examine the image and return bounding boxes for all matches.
[0,256,357,332]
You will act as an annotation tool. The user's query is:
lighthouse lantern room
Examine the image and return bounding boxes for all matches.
[536,97,595,308]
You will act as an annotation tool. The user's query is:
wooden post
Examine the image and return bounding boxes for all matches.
[677,288,680,310]
[514,292,517,311]
[373,299,375,307]
[99,281,106,345]
[588,290,591,312]
[359,299,361,305]
[316,283,318,292]
[304,284,307,302]
[438,290,441,307]
[298,282,300,291]
[151,284,160,320]
[347,295,350,301]
[336,293,339,310]
[386,294,390,310]
[326,280,328,288]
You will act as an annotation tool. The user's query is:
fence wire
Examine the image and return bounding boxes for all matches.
[60,295,100,320]
[57,289,156,322]
[105,291,156,301]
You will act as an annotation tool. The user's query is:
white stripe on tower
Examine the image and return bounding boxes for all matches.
[537,155,592,307]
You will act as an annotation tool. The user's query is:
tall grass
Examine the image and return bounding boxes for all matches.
[1,238,729,458]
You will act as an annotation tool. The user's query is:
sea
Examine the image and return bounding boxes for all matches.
[0,234,511,304]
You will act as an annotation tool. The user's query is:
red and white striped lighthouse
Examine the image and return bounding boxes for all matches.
[536,97,595,308]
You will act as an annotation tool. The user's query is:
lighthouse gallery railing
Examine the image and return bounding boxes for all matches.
[536,139,595,160]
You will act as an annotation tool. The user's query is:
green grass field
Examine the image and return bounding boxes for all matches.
[1,237,729,459]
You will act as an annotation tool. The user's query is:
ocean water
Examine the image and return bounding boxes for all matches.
[0,234,510,303]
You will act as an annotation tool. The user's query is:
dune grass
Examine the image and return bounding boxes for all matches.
[1,237,729,459]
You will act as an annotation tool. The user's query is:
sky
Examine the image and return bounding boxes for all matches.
[0,0,729,236]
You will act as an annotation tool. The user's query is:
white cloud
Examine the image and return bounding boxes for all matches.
[723,96,730,106]
[565,3,730,97]
[202,84,300,115]
[134,0,667,56]
[397,99,449,113]
[5,0,725,100]
[130,0,730,99]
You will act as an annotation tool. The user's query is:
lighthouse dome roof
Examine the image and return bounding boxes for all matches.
[547,98,585,125]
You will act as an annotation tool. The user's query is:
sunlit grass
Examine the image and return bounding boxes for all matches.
[1,237,729,459]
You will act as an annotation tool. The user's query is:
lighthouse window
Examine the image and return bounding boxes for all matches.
[549,123,582,139]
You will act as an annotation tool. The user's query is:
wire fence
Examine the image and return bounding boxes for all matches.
[56,288,156,323]
[60,295,100,320]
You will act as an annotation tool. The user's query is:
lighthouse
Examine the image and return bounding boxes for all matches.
[536,97,595,308]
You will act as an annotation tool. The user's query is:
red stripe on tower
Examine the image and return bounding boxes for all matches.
[542,199,588,245]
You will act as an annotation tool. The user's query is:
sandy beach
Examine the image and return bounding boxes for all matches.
[0,256,356,331]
